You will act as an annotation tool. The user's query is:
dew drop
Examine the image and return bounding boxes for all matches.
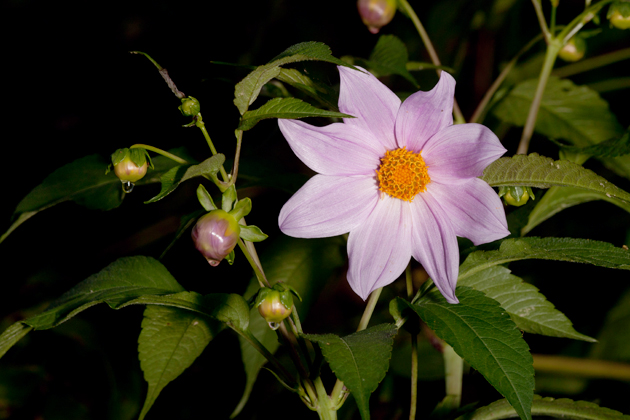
[267,321,280,330]
[122,181,135,193]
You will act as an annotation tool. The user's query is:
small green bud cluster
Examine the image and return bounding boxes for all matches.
[357,0,397,34]
[559,37,586,62]
[498,186,535,207]
[179,96,201,117]
[254,283,301,329]
[608,1,630,29]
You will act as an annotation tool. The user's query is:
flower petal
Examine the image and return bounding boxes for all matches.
[423,123,506,184]
[426,179,509,246]
[279,175,378,238]
[278,119,383,176]
[338,66,401,151]
[395,72,455,151]
[410,193,460,304]
[347,196,412,300]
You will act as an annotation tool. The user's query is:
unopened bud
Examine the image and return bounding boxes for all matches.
[357,0,397,34]
[499,186,534,207]
[558,37,586,62]
[191,210,241,266]
[255,284,300,330]
[179,96,201,117]
[609,2,630,29]
[110,148,150,184]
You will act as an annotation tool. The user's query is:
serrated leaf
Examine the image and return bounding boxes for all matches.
[237,97,353,131]
[145,154,225,204]
[239,225,267,242]
[234,41,355,115]
[493,77,624,148]
[399,287,534,420]
[522,186,630,235]
[459,266,594,341]
[555,128,630,159]
[481,153,630,204]
[304,324,398,420]
[458,395,630,420]
[460,237,630,281]
[232,236,344,418]
[275,68,339,110]
[137,296,222,420]
[366,35,418,86]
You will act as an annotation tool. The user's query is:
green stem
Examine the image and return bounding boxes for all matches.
[443,343,463,409]
[330,288,384,406]
[516,39,561,154]
[237,239,270,288]
[129,51,163,70]
[314,377,337,420]
[226,129,243,188]
[552,47,630,78]
[241,329,295,386]
[550,4,557,37]
[130,144,188,165]
[533,354,630,380]
[397,0,465,124]
[406,265,418,420]
[557,0,615,43]
[195,113,230,184]
[470,34,544,123]
[531,0,551,43]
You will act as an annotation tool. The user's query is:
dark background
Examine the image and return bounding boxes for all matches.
[2,0,630,419]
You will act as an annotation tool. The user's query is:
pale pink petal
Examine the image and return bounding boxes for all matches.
[338,66,400,150]
[395,72,455,151]
[278,119,383,176]
[347,196,412,300]
[409,193,460,304]
[426,180,509,245]
[423,123,506,184]
[279,175,378,238]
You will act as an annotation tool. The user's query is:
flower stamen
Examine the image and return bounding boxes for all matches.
[376,147,430,201]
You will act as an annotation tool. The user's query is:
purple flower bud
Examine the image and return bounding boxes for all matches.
[357,0,397,34]
[191,210,241,266]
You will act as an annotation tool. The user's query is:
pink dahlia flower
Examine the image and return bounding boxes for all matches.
[278,67,509,303]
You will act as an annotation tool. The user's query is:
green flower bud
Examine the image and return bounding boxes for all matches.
[558,37,586,62]
[191,210,241,266]
[255,284,298,330]
[609,2,630,29]
[499,186,535,207]
[357,0,397,34]
[110,148,151,192]
[179,96,201,117]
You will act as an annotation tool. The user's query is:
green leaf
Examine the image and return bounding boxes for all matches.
[554,128,630,159]
[145,154,225,204]
[159,209,206,259]
[481,153,630,204]
[366,35,418,86]
[275,68,339,110]
[459,266,595,341]
[232,236,345,418]
[0,323,33,359]
[196,184,217,211]
[492,77,624,148]
[399,287,534,420]
[457,395,630,420]
[237,97,353,131]
[522,186,630,235]
[230,197,252,220]
[305,324,398,420]
[137,297,222,420]
[460,237,630,281]
[234,41,355,115]
[239,225,268,242]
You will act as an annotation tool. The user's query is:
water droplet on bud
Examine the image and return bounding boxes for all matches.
[122,181,135,193]
[267,322,280,330]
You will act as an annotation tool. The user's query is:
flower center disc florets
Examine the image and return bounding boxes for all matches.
[376,147,430,202]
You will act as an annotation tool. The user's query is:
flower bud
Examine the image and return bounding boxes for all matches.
[191,210,241,266]
[179,96,201,117]
[609,2,630,29]
[113,156,148,183]
[499,186,534,207]
[558,37,586,62]
[357,0,397,34]
[110,148,150,190]
[256,285,294,329]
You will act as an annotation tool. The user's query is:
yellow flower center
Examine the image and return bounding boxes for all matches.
[376,147,430,202]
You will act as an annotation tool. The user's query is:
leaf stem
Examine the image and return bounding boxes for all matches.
[443,343,463,409]
[405,265,419,420]
[533,354,630,380]
[130,144,189,165]
[531,0,551,43]
[516,39,561,154]
[552,47,630,79]
[195,114,230,186]
[240,329,295,386]
[237,239,270,288]
[397,0,465,124]
[470,33,544,124]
